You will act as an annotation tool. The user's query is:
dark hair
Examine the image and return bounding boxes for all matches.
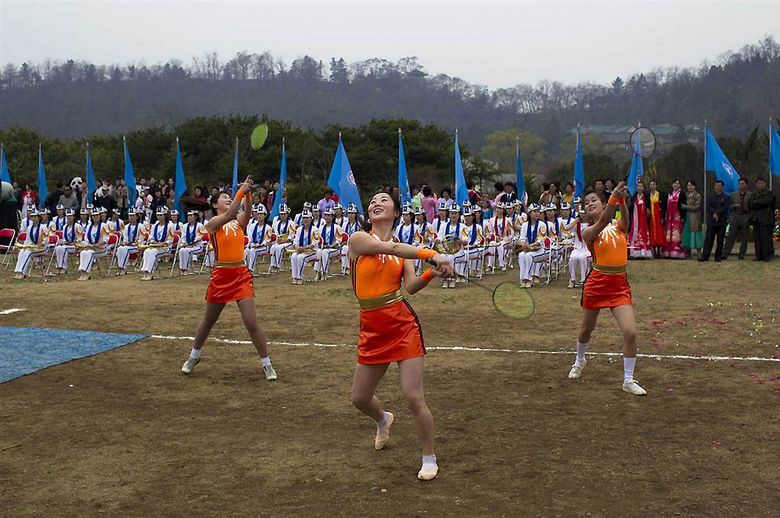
[714,180,724,186]
[756,177,766,183]
[441,188,451,196]
[604,178,614,185]
[565,182,574,189]
[550,182,559,189]
[687,179,697,187]
[422,185,433,197]
[494,181,504,192]
[595,179,605,185]
[672,178,681,185]
[364,191,401,232]
[541,182,550,191]
[739,177,749,185]
[584,187,607,204]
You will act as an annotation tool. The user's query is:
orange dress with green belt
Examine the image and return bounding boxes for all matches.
[351,243,426,365]
[581,221,632,310]
[206,219,254,303]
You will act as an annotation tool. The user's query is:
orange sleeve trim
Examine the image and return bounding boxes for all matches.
[417,248,436,260]
[420,269,435,282]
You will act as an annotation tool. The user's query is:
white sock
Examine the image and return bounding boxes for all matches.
[575,341,589,366]
[422,454,437,466]
[260,356,271,367]
[377,411,390,428]
[623,357,636,381]
[190,348,201,359]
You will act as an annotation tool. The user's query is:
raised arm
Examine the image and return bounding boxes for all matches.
[348,230,453,275]
[205,177,251,234]
[237,182,253,229]
[582,182,627,244]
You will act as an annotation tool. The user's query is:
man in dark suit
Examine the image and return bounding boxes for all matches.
[750,178,776,262]
[700,180,730,262]
[722,178,752,260]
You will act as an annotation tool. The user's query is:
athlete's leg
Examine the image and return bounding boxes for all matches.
[236,298,270,358]
[350,362,390,422]
[398,356,434,455]
[192,302,226,351]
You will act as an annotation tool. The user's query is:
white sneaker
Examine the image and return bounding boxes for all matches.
[374,411,394,450]
[567,279,575,289]
[568,362,584,379]
[263,364,278,381]
[622,379,647,396]
[182,356,199,374]
[417,463,439,481]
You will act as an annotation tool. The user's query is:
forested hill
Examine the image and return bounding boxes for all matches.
[1,37,779,150]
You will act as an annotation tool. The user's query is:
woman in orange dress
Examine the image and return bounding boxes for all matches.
[567,181,647,396]
[347,192,455,481]
[180,176,277,381]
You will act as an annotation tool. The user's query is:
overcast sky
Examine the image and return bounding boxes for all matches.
[1,0,778,88]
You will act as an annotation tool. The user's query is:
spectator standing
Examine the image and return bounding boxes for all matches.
[700,180,730,262]
[421,185,437,223]
[317,188,336,213]
[58,185,80,211]
[750,178,775,262]
[681,180,703,258]
[722,178,752,260]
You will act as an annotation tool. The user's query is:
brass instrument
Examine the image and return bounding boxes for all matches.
[432,234,462,254]
[276,231,290,243]
[15,243,45,252]
[513,240,542,252]
[138,241,169,251]
[285,244,316,254]
[75,242,104,251]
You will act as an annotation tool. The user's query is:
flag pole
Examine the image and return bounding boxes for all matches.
[770,117,774,191]
[703,120,708,234]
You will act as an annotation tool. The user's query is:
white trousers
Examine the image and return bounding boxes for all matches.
[270,242,292,269]
[116,245,138,270]
[244,245,268,272]
[317,247,339,274]
[79,249,101,273]
[141,247,168,274]
[445,250,466,277]
[341,244,350,270]
[178,244,203,271]
[15,249,44,275]
[569,248,591,282]
[290,251,318,280]
[485,242,509,269]
[465,247,483,272]
[54,244,75,270]
[518,249,546,281]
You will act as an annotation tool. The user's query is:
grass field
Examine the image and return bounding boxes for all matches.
[1,258,778,517]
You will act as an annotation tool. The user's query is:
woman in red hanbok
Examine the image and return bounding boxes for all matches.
[629,182,652,259]
[647,180,665,258]
[662,179,685,258]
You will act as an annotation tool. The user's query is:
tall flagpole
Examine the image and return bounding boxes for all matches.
[771,117,774,192]
[703,120,708,234]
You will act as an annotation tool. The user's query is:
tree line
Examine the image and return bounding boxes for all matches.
[1,117,774,210]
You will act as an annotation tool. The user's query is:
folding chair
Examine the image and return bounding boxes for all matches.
[91,233,120,277]
[4,231,26,271]
[0,228,17,269]
[30,235,59,280]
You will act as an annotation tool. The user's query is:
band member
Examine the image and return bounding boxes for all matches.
[178,210,207,274]
[245,204,272,275]
[181,176,277,381]
[461,207,484,277]
[294,201,313,226]
[140,207,174,281]
[115,208,146,275]
[347,191,455,481]
[394,204,420,246]
[13,208,51,279]
[486,202,511,271]
[53,209,82,274]
[341,204,363,274]
[168,209,184,235]
[51,204,67,232]
[544,204,560,241]
[20,204,36,234]
[433,199,448,236]
[311,206,325,231]
[333,203,347,228]
[517,204,547,288]
[78,207,90,229]
[99,206,108,223]
[290,210,320,285]
[39,208,51,230]
[568,182,646,396]
[77,207,111,281]
[437,204,465,288]
[104,209,121,234]
[566,212,591,289]
[269,203,295,273]
[315,207,344,279]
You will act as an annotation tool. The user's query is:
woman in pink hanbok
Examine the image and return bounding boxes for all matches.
[662,179,685,258]
[629,182,652,259]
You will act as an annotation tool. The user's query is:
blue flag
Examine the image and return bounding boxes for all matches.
[770,124,780,177]
[327,136,364,215]
[37,145,48,209]
[174,138,187,214]
[0,143,11,184]
[515,140,526,202]
[454,131,468,206]
[86,144,96,203]
[231,138,239,196]
[270,141,287,220]
[704,126,740,195]
[573,128,585,199]
[627,132,644,196]
[398,130,412,205]
[123,137,137,207]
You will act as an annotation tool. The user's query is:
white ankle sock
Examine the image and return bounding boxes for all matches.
[190,348,201,359]
[422,454,437,465]
[377,411,389,428]
[260,356,271,367]
[623,357,636,380]
[575,341,589,366]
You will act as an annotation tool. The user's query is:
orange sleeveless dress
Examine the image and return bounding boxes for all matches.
[582,221,632,310]
[351,243,426,365]
[206,220,254,303]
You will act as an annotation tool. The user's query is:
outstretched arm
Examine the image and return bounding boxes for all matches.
[348,230,454,275]
[205,177,251,234]
[582,182,628,244]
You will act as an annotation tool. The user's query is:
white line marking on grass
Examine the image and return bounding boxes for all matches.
[0,308,26,316]
[150,335,780,363]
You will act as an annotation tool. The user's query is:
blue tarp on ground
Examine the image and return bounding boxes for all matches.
[0,326,148,383]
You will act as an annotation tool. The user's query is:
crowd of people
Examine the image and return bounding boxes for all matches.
[2,174,777,283]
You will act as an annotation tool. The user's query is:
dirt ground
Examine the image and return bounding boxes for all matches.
[1,258,778,517]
